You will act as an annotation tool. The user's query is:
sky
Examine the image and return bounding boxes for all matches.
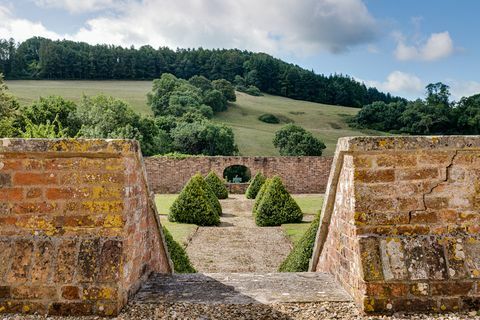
[0,0,478,100]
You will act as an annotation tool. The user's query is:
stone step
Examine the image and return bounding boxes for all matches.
[134,272,353,305]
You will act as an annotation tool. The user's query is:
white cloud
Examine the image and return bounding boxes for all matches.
[394,31,454,61]
[7,0,379,56]
[0,5,62,41]
[33,0,119,13]
[360,71,424,98]
[447,80,480,100]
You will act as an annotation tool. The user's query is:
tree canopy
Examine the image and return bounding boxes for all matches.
[1,37,403,108]
[273,124,326,156]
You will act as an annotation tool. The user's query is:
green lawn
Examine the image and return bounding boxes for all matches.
[155,193,323,246]
[282,222,312,246]
[155,194,197,247]
[6,80,386,156]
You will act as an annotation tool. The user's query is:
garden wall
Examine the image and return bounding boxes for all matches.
[145,156,333,194]
[311,136,480,314]
[0,139,171,316]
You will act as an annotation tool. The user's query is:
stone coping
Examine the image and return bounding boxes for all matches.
[0,138,138,155]
[337,135,480,152]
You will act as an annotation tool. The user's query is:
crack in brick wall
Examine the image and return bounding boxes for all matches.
[313,136,480,314]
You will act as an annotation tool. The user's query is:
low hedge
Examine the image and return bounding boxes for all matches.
[245,172,266,199]
[253,176,303,226]
[163,226,196,273]
[278,213,320,272]
[258,113,280,124]
[205,171,228,199]
[169,174,220,226]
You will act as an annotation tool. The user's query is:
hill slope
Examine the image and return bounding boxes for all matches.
[7,80,385,156]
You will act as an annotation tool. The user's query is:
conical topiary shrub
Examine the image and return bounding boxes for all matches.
[254,176,303,226]
[245,172,266,199]
[198,174,223,216]
[163,226,196,273]
[169,174,220,226]
[205,171,228,199]
[253,177,271,215]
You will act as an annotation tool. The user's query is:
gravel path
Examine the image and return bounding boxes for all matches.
[185,194,293,272]
[2,302,479,319]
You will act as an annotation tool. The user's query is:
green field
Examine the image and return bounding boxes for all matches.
[6,80,384,156]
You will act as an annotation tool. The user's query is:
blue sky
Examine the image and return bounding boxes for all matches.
[0,0,478,100]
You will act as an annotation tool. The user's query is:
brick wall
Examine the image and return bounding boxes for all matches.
[311,136,480,314]
[0,139,171,316]
[145,156,333,194]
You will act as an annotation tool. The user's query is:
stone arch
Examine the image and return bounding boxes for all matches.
[222,164,252,183]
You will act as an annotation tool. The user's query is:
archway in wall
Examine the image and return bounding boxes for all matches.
[223,164,251,183]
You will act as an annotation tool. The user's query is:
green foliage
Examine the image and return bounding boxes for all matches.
[171,120,238,156]
[253,176,303,226]
[352,82,477,135]
[169,174,220,226]
[205,171,228,199]
[20,115,68,138]
[212,79,236,102]
[76,95,171,156]
[0,73,19,137]
[17,95,80,136]
[188,75,213,93]
[245,172,266,199]
[162,226,196,273]
[204,89,227,112]
[278,213,320,272]
[258,113,279,124]
[243,85,263,96]
[253,178,270,215]
[3,37,403,108]
[198,174,223,216]
[273,124,326,156]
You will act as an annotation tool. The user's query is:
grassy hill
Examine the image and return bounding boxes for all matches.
[6,80,385,156]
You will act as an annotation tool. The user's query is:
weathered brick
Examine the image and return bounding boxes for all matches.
[82,286,117,301]
[46,187,91,200]
[11,285,57,299]
[355,169,395,183]
[55,240,78,283]
[0,188,23,201]
[393,298,437,312]
[12,202,57,214]
[48,302,93,316]
[410,211,438,224]
[359,237,384,281]
[424,196,449,210]
[25,188,42,199]
[98,240,122,282]
[22,159,43,170]
[410,283,429,296]
[0,173,11,187]
[0,286,10,298]
[365,283,408,297]
[31,240,54,283]
[6,240,34,283]
[431,282,474,296]
[397,168,439,181]
[0,160,22,171]
[376,154,416,167]
[61,286,80,300]
[13,172,56,185]
[77,239,100,283]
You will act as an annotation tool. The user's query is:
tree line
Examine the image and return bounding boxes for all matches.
[0,37,404,108]
[352,82,480,135]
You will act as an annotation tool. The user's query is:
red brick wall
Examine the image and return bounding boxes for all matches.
[145,156,333,194]
[0,139,171,316]
[313,136,480,314]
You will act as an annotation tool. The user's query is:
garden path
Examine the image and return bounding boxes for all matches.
[185,194,292,272]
